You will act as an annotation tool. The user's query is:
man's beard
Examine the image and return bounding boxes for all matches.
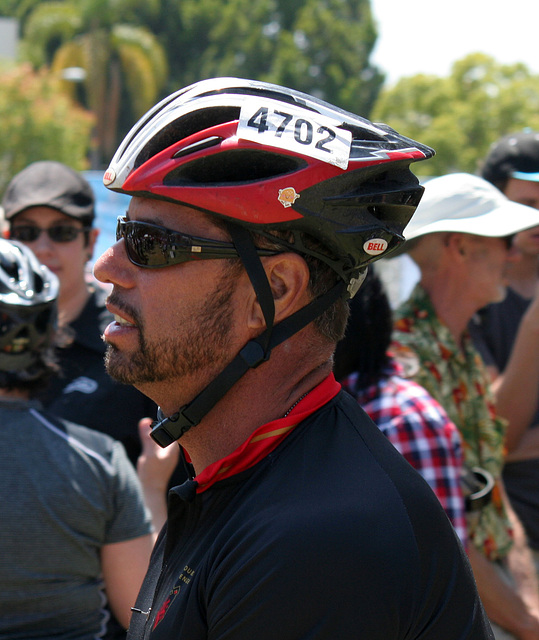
[104,270,237,386]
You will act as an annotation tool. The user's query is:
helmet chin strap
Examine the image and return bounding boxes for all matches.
[150,225,346,448]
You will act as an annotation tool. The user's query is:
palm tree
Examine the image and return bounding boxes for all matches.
[21,0,168,167]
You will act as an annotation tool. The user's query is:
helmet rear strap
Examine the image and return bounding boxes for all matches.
[226,224,275,354]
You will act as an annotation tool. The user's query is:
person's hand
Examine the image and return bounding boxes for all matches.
[136,417,179,494]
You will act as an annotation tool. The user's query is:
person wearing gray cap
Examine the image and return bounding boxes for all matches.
[392,172,539,640]
[471,133,539,579]
[1,161,160,469]
[1,161,181,638]
[2,160,97,323]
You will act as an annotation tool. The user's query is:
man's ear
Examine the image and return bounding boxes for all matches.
[445,232,468,258]
[247,253,311,330]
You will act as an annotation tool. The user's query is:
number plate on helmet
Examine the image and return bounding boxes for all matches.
[238,98,352,170]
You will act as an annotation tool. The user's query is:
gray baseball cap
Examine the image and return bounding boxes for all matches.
[2,161,95,223]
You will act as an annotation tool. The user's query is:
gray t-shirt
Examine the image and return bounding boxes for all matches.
[0,399,153,639]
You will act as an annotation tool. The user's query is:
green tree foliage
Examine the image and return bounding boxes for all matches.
[267,0,382,115]
[372,53,539,176]
[19,0,168,167]
[0,0,39,23]
[10,0,382,163]
[0,63,93,194]
[148,0,383,116]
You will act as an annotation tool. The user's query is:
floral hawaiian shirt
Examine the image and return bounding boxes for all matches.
[392,284,512,561]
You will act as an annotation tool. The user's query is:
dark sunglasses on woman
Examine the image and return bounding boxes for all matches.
[10,224,90,244]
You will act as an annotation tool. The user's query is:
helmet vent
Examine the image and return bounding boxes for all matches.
[135,107,239,169]
[173,136,223,159]
[164,150,306,186]
[0,254,19,281]
[199,86,307,110]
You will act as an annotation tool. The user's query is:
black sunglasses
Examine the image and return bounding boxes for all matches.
[116,216,280,268]
[10,224,90,244]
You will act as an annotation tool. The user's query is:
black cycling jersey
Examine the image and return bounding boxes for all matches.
[128,386,492,640]
[38,287,157,464]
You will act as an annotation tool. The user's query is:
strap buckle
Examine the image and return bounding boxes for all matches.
[462,466,495,512]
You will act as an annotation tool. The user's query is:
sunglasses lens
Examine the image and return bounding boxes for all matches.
[11,225,82,243]
[118,221,164,266]
[118,218,191,267]
[10,226,40,242]
[48,226,81,242]
[127,226,161,266]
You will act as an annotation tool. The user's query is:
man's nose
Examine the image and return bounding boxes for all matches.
[93,238,135,289]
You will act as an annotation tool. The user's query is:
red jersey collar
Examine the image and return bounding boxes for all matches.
[187,374,340,493]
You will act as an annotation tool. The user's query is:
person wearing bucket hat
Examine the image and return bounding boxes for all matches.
[1,161,160,469]
[393,172,539,639]
[470,131,539,584]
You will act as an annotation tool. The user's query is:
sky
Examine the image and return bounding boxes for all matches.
[370,0,539,85]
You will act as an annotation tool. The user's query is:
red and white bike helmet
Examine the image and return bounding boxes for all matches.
[103,78,434,445]
[105,77,433,296]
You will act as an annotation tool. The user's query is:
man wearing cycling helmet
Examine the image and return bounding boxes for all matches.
[94,78,492,639]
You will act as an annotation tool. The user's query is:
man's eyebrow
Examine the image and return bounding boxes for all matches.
[124,211,170,227]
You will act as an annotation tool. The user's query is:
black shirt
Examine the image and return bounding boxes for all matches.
[38,287,157,465]
[128,390,492,640]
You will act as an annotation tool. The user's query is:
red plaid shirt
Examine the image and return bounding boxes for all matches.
[342,363,467,547]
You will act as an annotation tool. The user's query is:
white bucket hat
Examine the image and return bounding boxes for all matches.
[404,173,539,240]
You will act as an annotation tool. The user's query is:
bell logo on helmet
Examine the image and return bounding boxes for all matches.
[103,169,116,186]
[363,239,388,256]
[278,187,300,208]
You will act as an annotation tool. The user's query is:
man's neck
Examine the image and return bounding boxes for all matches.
[145,338,334,475]
[420,277,474,347]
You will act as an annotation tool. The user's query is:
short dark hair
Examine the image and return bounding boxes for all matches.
[333,268,392,384]
[208,212,349,343]
[246,228,350,343]
[0,347,58,395]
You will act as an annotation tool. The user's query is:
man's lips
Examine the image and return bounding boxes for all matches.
[106,299,138,328]
[102,308,138,342]
[114,314,136,327]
